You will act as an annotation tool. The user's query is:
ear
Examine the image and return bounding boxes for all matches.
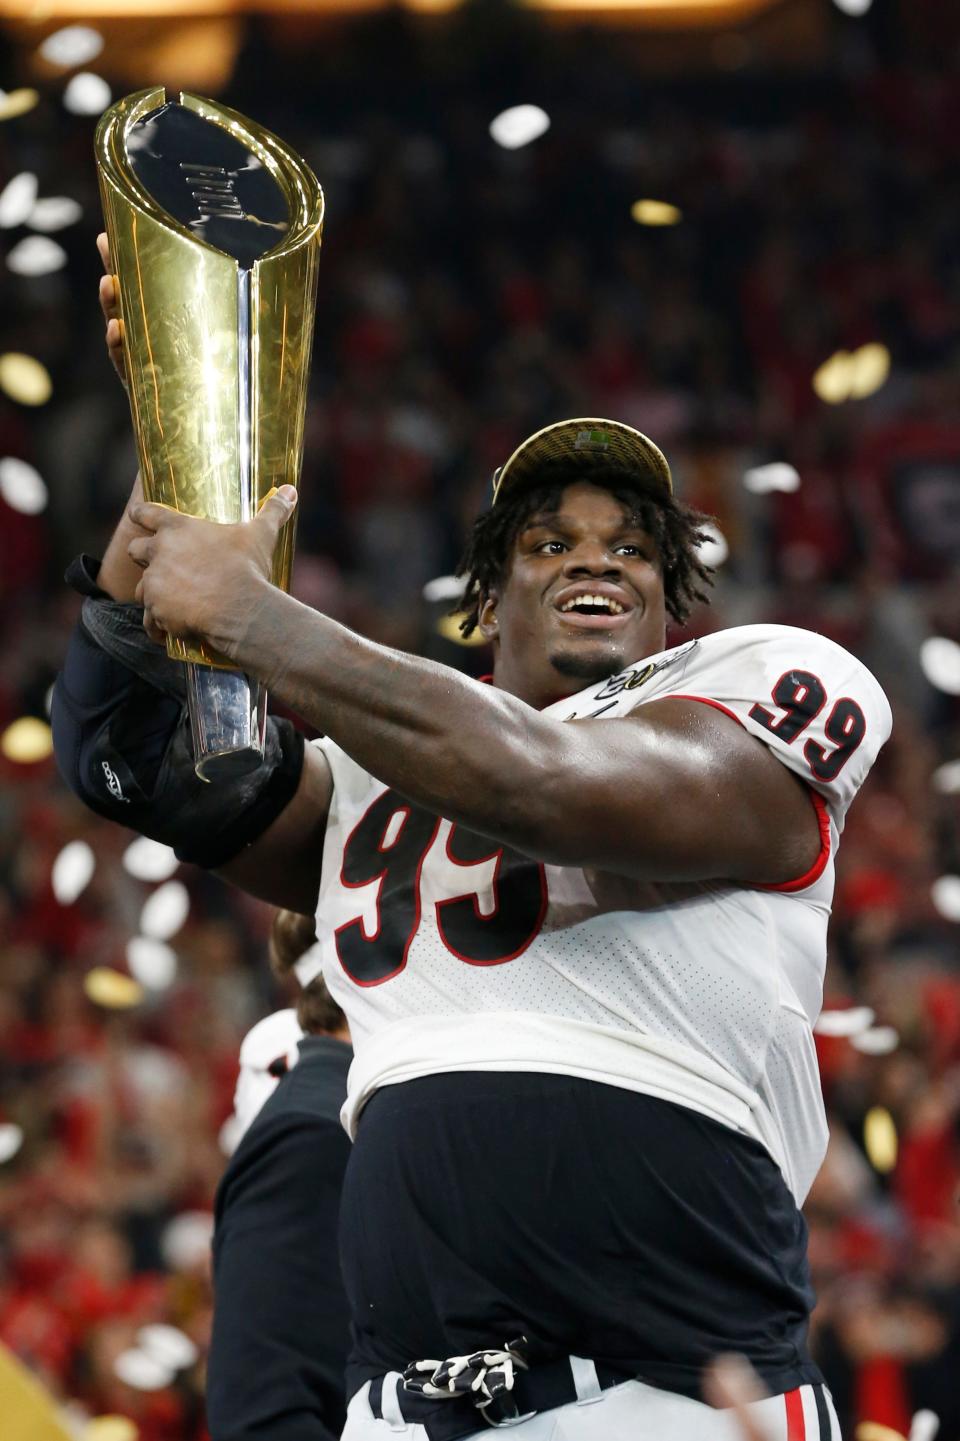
[477,592,499,642]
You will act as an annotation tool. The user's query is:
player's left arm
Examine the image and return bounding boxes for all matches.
[124,500,884,886]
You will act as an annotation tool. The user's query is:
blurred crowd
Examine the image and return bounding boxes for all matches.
[1,4,959,1438]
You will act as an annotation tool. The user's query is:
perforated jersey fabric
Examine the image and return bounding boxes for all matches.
[301,624,891,1202]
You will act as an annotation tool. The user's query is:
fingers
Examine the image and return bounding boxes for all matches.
[98,271,116,324]
[142,609,167,646]
[98,245,128,387]
[702,1356,769,1441]
[127,536,152,569]
[254,485,298,541]
[133,575,166,643]
[96,231,111,273]
[128,501,175,533]
[106,316,126,386]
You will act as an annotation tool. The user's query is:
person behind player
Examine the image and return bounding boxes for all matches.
[52,241,892,1441]
[207,912,351,1441]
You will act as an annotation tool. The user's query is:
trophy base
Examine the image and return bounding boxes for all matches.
[186,663,268,782]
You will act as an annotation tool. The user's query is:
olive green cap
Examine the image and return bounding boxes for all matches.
[492,417,673,505]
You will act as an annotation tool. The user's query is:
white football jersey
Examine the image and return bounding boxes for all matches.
[298,624,891,1202]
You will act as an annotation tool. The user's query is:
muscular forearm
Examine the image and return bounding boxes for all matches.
[236,583,562,851]
[226,586,821,886]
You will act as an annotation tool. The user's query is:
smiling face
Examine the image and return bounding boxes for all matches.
[479,480,668,708]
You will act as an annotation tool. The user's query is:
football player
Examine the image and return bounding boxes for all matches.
[53,251,891,1440]
[208,915,351,1441]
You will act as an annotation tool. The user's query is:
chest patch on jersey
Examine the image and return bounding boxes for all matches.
[590,640,699,702]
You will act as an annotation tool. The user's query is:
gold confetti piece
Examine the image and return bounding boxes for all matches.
[856,1424,907,1441]
[863,1105,898,1174]
[1,717,53,764]
[436,613,489,647]
[630,199,682,226]
[0,352,53,406]
[84,968,145,1010]
[813,342,891,404]
[0,89,40,122]
[848,341,890,399]
[85,1418,139,1441]
[812,350,852,405]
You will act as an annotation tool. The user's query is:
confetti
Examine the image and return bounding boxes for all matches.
[63,72,112,117]
[743,462,801,494]
[137,1324,198,1372]
[139,881,190,941]
[631,199,682,226]
[815,1006,875,1037]
[931,875,960,922]
[84,967,144,1010]
[113,1349,174,1392]
[0,457,48,515]
[123,837,179,882]
[1,716,53,763]
[0,90,40,122]
[863,1106,897,1173]
[850,1026,900,1056]
[0,1124,24,1164]
[28,196,82,231]
[0,353,53,405]
[6,235,68,276]
[489,104,550,150]
[0,172,38,228]
[127,937,178,991]
[695,522,728,569]
[39,25,104,68]
[920,637,960,695]
[52,840,96,905]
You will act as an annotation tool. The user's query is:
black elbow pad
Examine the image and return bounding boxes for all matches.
[52,566,304,869]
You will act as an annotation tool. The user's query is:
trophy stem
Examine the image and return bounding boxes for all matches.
[187,663,268,781]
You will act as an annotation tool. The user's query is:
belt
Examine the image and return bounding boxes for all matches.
[367,1355,631,1439]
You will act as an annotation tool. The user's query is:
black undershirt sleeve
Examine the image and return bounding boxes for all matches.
[51,555,304,868]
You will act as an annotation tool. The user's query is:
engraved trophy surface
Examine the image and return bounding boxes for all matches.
[96,89,323,780]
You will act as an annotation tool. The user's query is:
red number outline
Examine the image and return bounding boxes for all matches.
[803,697,866,780]
[334,795,547,984]
[748,669,827,737]
[334,795,442,988]
[435,825,548,966]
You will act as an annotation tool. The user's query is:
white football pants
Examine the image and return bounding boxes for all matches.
[342,1363,841,1441]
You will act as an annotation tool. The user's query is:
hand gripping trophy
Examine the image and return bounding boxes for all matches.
[96,90,323,780]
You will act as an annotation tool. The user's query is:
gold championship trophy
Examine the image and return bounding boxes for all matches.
[96,89,324,779]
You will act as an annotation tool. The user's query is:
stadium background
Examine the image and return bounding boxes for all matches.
[0,1,958,1438]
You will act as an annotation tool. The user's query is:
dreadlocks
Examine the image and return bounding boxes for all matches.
[455,459,716,637]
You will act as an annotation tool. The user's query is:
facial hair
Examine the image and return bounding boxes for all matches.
[548,646,627,684]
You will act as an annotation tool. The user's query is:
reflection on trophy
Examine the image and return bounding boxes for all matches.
[95,89,324,781]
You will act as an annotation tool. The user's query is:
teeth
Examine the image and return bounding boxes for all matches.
[559,593,625,614]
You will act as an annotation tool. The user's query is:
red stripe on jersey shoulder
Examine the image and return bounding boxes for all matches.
[662,693,832,894]
[784,1386,806,1439]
